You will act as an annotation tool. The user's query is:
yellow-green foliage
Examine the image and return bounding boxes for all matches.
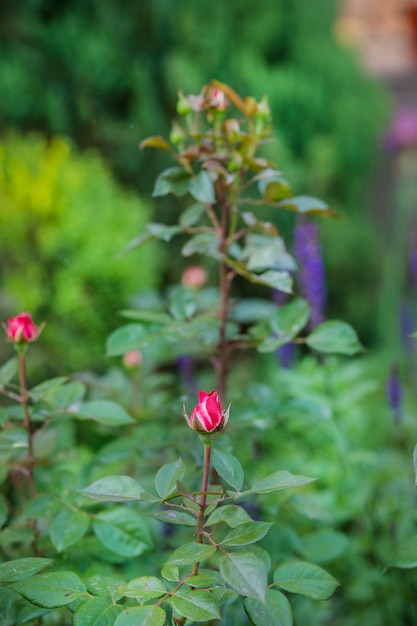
[0,132,158,372]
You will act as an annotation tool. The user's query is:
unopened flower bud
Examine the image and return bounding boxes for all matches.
[184,390,230,434]
[123,350,143,369]
[181,265,207,289]
[4,313,41,344]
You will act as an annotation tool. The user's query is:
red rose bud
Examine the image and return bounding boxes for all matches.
[184,390,230,433]
[5,312,40,344]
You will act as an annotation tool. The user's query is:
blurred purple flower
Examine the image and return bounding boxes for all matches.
[294,217,326,329]
[411,229,417,296]
[386,364,402,424]
[383,105,417,153]
[177,354,197,397]
[272,289,295,368]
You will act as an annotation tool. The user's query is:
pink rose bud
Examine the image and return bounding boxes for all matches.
[184,390,230,433]
[123,350,143,369]
[181,265,207,289]
[209,88,228,111]
[5,312,40,344]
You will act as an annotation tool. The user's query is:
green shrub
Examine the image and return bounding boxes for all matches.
[0,132,159,373]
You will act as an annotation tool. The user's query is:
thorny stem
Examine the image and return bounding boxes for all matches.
[18,351,39,554]
[176,443,212,626]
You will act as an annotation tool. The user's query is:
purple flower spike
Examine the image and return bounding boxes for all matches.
[386,364,402,425]
[294,217,326,329]
[383,105,417,153]
[411,229,417,297]
[177,354,198,397]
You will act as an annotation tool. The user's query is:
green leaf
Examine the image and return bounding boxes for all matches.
[219,551,267,601]
[244,589,293,626]
[0,558,53,582]
[258,298,310,353]
[49,509,90,552]
[106,323,151,356]
[168,289,197,321]
[0,427,27,451]
[387,536,417,569]
[273,561,339,600]
[74,401,134,426]
[0,357,17,385]
[220,521,273,547]
[154,509,196,526]
[93,508,153,558]
[117,576,166,600]
[242,270,292,293]
[179,203,205,226]
[155,458,186,500]
[171,588,220,622]
[0,494,7,527]
[79,475,154,502]
[84,575,122,601]
[12,571,87,608]
[74,597,123,626]
[305,320,364,355]
[30,377,68,401]
[153,166,191,197]
[140,135,173,152]
[182,233,219,259]
[300,529,349,564]
[251,470,317,495]
[413,445,417,486]
[160,563,180,582]
[206,504,252,528]
[279,195,335,216]
[183,573,220,588]
[114,605,166,626]
[259,175,293,202]
[147,223,182,242]
[166,542,216,566]
[189,171,215,204]
[46,380,86,409]
[212,449,244,492]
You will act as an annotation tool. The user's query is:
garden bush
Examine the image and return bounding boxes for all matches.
[0,132,159,374]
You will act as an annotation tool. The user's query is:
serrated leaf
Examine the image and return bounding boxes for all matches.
[12,572,87,608]
[220,521,273,547]
[93,508,153,558]
[114,605,166,626]
[0,558,53,582]
[153,166,190,197]
[244,589,293,626]
[219,551,267,601]
[171,588,220,622]
[206,504,252,528]
[166,542,216,566]
[74,597,123,626]
[49,509,90,552]
[154,509,196,526]
[79,475,152,502]
[251,470,317,495]
[306,320,364,355]
[273,561,339,600]
[184,573,219,588]
[160,563,180,582]
[74,401,134,426]
[117,576,166,600]
[189,171,215,204]
[212,449,244,492]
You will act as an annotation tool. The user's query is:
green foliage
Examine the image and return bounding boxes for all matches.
[0,132,158,372]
